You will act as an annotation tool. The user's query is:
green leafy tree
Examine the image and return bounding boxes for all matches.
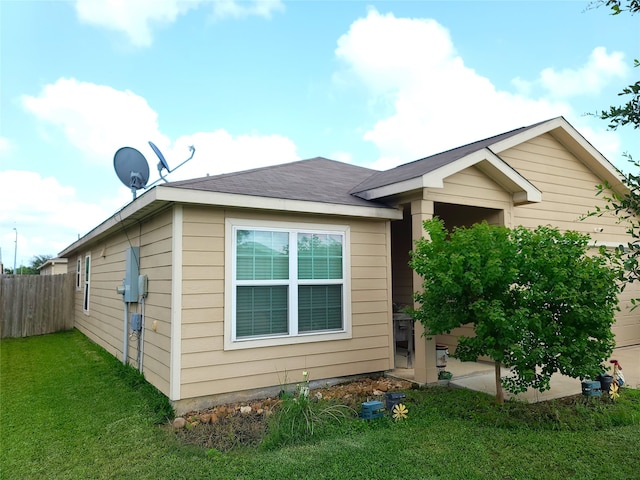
[31,254,53,271]
[596,0,639,15]
[590,157,640,307]
[589,1,639,129]
[409,219,622,403]
[5,255,53,275]
[597,59,639,131]
[585,0,640,304]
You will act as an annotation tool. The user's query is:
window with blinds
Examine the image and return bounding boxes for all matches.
[233,226,345,340]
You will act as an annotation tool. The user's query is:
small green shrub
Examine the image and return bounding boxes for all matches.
[261,372,356,449]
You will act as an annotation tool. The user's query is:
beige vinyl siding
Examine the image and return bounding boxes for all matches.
[72,209,173,396]
[179,206,392,400]
[179,206,225,372]
[135,210,173,394]
[614,281,640,347]
[503,134,629,240]
[73,237,133,360]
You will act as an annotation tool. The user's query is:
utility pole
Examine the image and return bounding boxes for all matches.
[13,227,17,274]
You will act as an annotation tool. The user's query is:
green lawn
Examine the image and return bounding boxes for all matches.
[1,330,639,479]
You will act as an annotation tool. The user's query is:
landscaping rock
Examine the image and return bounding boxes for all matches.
[173,417,186,429]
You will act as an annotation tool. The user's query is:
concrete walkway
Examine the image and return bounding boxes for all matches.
[389,345,639,403]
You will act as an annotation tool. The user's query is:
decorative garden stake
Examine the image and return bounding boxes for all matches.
[609,382,620,401]
[392,403,408,421]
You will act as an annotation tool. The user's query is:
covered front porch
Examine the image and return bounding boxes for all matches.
[389,197,510,386]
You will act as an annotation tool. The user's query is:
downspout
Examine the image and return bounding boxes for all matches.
[139,295,146,373]
[123,301,129,364]
[117,280,129,365]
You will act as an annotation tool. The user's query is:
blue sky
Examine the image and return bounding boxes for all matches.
[1,0,638,268]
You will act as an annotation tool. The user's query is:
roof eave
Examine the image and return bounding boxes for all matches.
[59,186,401,258]
[156,186,402,219]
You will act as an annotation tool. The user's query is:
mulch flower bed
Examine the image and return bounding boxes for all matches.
[171,376,412,451]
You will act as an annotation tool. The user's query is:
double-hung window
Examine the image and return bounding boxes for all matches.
[226,219,351,349]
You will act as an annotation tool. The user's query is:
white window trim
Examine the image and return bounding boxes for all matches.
[83,254,91,314]
[224,218,352,350]
[76,257,82,290]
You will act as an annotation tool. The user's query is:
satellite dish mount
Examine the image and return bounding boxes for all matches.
[147,141,196,186]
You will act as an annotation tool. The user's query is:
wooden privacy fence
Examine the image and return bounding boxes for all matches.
[0,274,74,338]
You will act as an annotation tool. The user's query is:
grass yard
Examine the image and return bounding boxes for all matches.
[1,330,639,479]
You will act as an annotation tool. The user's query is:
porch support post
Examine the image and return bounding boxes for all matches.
[411,199,438,385]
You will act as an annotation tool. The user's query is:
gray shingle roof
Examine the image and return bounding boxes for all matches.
[164,157,391,208]
[165,118,557,205]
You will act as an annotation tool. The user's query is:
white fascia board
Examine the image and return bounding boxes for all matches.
[489,117,568,154]
[154,186,403,220]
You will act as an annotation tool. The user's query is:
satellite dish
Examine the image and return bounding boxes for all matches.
[113,147,150,200]
[149,141,171,183]
[146,141,196,186]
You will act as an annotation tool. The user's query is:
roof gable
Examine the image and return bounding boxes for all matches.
[349,122,541,194]
[350,116,624,202]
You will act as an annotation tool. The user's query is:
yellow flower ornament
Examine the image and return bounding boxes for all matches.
[392,403,408,421]
[609,383,620,401]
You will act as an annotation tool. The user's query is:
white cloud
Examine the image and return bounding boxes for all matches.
[0,170,129,262]
[74,0,284,47]
[22,78,166,162]
[574,125,622,166]
[0,137,12,159]
[336,9,573,167]
[211,0,285,20]
[516,47,628,99]
[21,77,299,180]
[15,78,300,260]
[149,129,299,182]
[335,9,456,96]
[75,0,194,47]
